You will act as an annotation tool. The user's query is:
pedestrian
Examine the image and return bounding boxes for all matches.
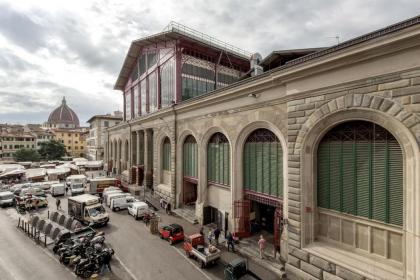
[100,251,112,274]
[258,234,266,259]
[226,231,235,252]
[56,198,61,210]
[214,228,221,246]
[208,229,213,245]
[199,227,204,236]
[165,202,171,215]
[34,199,39,210]
[65,186,68,195]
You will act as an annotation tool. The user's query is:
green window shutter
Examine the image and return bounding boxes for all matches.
[244,144,250,188]
[329,142,342,212]
[269,142,278,197]
[256,143,263,193]
[388,139,403,226]
[262,143,270,195]
[317,121,403,227]
[277,143,283,198]
[162,140,171,171]
[356,142,370,219]
[372,141,387,223]
[342,142,356,215]
[317,143,330,209]
[224,143,230,185]
[249,142,257,191]
[244,130,283,197]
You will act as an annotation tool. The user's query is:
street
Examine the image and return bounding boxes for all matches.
[0,207,74,280]
[0,193,279,280]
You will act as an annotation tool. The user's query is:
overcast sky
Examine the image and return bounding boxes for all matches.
[0,0,419,126]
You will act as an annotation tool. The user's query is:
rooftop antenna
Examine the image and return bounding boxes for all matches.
[327,35,340,45]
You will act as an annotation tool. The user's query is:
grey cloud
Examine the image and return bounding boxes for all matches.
[0,4,47,51]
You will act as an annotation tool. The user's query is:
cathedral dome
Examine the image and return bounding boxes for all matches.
[47,97,80,128]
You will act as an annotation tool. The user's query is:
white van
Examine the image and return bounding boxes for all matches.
[51,183,65,196]
[103,189,122,204]
[127,201,149,220]
[66,175,86,196]
[106,192,130,207]
[110,195,137,211]
[0,191,14,207]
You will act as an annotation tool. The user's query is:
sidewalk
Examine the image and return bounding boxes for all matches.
[130,185,286,279]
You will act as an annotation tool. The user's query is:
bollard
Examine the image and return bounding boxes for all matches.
[48,210,49,219]
[44,234,47,247]
[17,217,20,228]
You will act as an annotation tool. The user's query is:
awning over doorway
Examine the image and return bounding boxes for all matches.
[245,190,282,208]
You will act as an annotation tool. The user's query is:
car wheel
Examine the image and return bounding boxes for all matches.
[115,207,120,211]
[160,234,164,239]
[200,260,205,268]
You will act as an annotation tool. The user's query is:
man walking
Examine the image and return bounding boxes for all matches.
[214,228,221,246]
[100,250,112,274]
[226,231,235,252]
[56,198,61,210]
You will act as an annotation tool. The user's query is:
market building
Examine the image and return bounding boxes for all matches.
[106,18,420,280]
[86,112,122,161]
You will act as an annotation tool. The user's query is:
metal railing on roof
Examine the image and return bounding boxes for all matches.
[163,21,252,59]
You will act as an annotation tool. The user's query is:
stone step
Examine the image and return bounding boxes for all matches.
[172,208,198,224]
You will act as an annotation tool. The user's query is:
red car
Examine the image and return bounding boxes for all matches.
[159,223,184,245]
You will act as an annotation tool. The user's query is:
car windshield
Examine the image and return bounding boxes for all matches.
[73,184,84,189]
[88,206,105,217]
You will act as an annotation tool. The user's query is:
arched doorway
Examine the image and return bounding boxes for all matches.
[242,128,283,244]
[182,135,198,206]
[204,132,230,229]
[316,120,403,263]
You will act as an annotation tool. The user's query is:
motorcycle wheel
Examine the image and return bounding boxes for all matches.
[83,270,92,279]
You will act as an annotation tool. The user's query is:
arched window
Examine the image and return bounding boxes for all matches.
[317,121,403,226]
[183,135,197,178]
[162,137,171,171]
[243,129,283,197]
[207,133,230,185]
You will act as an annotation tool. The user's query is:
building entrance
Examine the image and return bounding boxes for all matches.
[251,201,275,233]
[183,179,197,206]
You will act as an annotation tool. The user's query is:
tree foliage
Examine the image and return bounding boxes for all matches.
[39,140,67,160]
[14,148,41,162]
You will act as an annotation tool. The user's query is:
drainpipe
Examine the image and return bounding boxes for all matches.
[128,122,132,180]
[172,104,177,208]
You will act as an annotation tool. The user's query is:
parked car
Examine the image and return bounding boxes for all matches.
[159,224,184,245]
[51,183,65,196]
[224,258,261,280]
[0,191,15,207]
[127,201,149,219]
[110,195,137,211]
[21,187,45,197]
[184,233,221,268]
[21,196,48,209]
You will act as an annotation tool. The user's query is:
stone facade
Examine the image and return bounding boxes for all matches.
[106,18,420,280]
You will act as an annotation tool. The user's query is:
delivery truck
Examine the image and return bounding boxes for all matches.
[88,178,117,195]
[68,194,109,227]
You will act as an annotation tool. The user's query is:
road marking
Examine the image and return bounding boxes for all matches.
[172,246,213,280]
[39,245,77,278]
[114,254,139,280]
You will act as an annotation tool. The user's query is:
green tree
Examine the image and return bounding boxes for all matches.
[39,140,67,160]
[14,148,41,162]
